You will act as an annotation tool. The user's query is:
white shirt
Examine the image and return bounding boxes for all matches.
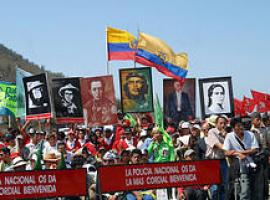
[176,91,182,111]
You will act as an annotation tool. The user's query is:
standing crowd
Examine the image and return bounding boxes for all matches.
[0,112,270,200]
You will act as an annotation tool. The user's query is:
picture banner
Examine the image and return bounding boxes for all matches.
[80,75,118,127]
[163,78,195,126]
[199,76,234,118]
[52,78,84,123]
[119,67,154,113]
[23,73,52,120]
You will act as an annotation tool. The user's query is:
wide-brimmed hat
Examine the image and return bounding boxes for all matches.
[11,156,27,168]
[27,81,44,91]
[206,115,218,127]
[58,83,79,97]
[43,152,61,162]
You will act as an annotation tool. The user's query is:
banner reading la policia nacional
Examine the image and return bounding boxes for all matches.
[98,160,221,193]
[0,169,86,199]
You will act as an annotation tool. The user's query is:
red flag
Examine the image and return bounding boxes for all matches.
[251,90,270,113]
[242,96,256,113]
[234,98,246,117]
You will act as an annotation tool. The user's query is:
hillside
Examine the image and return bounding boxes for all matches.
[0,44,64,82]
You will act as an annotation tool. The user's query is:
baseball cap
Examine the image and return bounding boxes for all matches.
[192,124,201,130]
[181,122,190,129]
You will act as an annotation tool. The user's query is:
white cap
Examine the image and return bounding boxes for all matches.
[103,125,114,131]
[192,124,201,130]
[140,129,147,137]
[181,122,190,129]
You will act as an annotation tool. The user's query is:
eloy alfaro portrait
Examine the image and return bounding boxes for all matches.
[199,77,234,118]
[120,67,153,113]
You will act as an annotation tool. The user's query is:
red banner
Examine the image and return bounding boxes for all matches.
[98,160,221,193]
[0,169,86,199]
[26,113,52,121]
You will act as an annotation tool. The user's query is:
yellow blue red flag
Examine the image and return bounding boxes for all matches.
[135,32,188,82]
[107,27,137,61]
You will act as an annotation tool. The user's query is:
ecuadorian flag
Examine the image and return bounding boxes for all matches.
[135,32,188,82]
[107,27,137,61]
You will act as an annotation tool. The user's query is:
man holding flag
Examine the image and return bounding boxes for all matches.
[148,95,174,163]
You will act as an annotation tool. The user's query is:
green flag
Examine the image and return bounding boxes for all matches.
[154,94,163,129]
[124,113,136,127]
[154,95,173,147]
[34,141,43,170]
[57,153,67,170]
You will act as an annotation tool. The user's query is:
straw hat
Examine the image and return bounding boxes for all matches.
[206,115,218,127]
[43,152,61,162]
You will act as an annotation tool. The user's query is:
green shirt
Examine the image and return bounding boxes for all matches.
[147,141,175,163]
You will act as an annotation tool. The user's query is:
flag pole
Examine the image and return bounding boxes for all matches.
[106,27,110,74]
[134,26,140,68]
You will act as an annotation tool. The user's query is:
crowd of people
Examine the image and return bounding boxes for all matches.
[0,111,270,200]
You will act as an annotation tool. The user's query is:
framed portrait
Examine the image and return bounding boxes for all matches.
[23,73,52,120]
[163,78,196,126]
[199,76,234,118]
[119,67,154,113]
[52,78,84,123]
[80,75,118,127]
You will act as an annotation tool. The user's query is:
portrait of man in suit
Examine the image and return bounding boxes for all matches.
[164,79,195,125]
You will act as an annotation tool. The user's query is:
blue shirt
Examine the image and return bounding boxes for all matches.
[223,131,259,151]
